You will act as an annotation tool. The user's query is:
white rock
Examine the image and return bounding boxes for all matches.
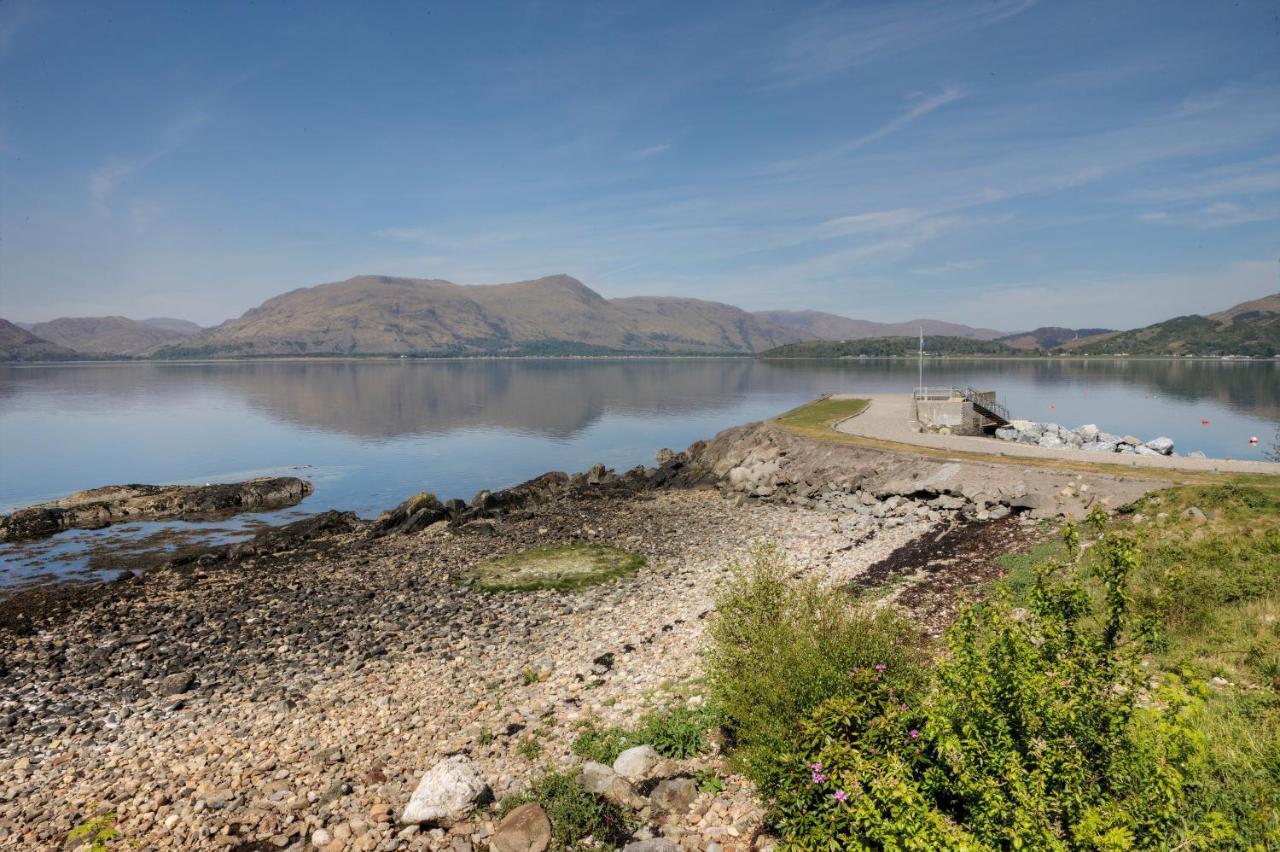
[1144,436,1174,455]
[612,745,659,782]
[1077,424,1100,441]
[1135,445,1162,456]
[401,755,490,826]
[312,828,333,848]
[1037,435,1065,449]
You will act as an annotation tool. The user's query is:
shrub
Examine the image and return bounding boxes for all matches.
[498,770,631,850]
[703,545,926,787]
[766,517,1225,850]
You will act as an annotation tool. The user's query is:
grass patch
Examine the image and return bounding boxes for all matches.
[573,702,720,764]
[467,543,645,592]
[774,395,868,431]
[498,770,632,851]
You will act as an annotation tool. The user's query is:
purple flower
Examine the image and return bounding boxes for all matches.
[909,729,920,739]
[811,772,828,784]
[833,790,849,803]
[874,663,887,672]
[900,703,909,710]
[809,762,823,772]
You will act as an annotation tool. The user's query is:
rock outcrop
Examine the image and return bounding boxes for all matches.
[0,477,314,541]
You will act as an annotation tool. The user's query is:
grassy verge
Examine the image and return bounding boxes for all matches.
[466,543,645,592]
[772,396,1279,486]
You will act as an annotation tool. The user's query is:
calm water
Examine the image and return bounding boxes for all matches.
[1,358,1276,588]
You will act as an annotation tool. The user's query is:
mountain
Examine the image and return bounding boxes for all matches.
[754,310,1006,341]
[141,317,204,335]
[1069,293,1280,357]
[997,327,1114,350]
[29,316,199,357]
[760,336,1015,358]
[154,274,804,357]
[0,319,82,361]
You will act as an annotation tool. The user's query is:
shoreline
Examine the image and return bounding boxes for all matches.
[0,405,1271,849]
[4,353,1280,367]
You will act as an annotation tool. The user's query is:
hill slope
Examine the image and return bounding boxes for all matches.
[755,310,1006,341]
[760,336,1015,358]
[30,316,196,356]
[1070,293,1280,357]
[0,319,82,361]
[997,327,1114,350]
[141,317,205,335]
[155,275,804,357]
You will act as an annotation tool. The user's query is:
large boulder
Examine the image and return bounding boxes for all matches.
[491,802,551,852]
[1081,441,1118,453]
[1077,424,1100,441]
[1144,436,1175,455]
[1037,434,1065,450]
[401,755,490,826]
[372,491,446,535]
[612,745,660,782]
[649,777,697,815]
[994,426,1018,441]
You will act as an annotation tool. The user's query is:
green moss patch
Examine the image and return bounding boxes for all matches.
[468,543,645,592]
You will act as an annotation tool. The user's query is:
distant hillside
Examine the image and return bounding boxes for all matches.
[997,327,1114,350]
[31,316,196,357]
[141,317,204,335]
[755,309,1006,341]
[154,274,804,357]
[760,336,1015,358]
[1069,293,1280,357]
[0,319,82,361]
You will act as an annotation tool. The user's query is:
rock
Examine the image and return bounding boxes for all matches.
[1188,450,1207,459]
[402,755,490,826]
[157,672,194,696]
[372,492,446,535]
[622,841,681,852]
[490,802,551,852]
[1144,436,1174,455]
[994,427,1018,441]
[0,477,314,542]
[1134,445,1162,456]
[655,448,677,465]
[1010,493,1044,510]
[311,828,333,848]
[612,745,659,782]
[649,778,697,815]
[1120,435,1141,446]
[1077,424,1100,441]
[1037,435,1065,450]
[579,762,618,795]
[1183,506,1206,521]
[1080,441,1117,453]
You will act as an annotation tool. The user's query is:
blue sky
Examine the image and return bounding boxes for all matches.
[1,0,1277,330]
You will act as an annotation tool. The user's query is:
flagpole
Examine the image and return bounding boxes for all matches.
[918,326,923,392]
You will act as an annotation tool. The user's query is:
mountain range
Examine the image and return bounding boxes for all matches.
[2,273,1277,360]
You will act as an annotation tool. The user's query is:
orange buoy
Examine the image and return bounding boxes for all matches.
[1201,418,1209,425]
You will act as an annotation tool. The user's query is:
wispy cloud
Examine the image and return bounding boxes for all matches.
[912,259,986,275]
[89,108,211,214]
[767,0,1035,86]
[765,87,964,175]
[628,143,670,160]
[1139,202,1280,229]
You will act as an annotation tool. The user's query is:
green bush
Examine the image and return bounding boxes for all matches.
[765,519,1227,850]
[703,545,926,787]
[498,770,632,850]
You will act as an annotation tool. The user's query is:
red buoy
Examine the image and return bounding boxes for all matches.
[1201,418,1209,425]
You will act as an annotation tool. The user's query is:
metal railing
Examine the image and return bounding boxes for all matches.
[914,385,1011,422]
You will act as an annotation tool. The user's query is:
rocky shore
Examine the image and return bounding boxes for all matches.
[0,419,1169,850]
[0,477,314,542]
